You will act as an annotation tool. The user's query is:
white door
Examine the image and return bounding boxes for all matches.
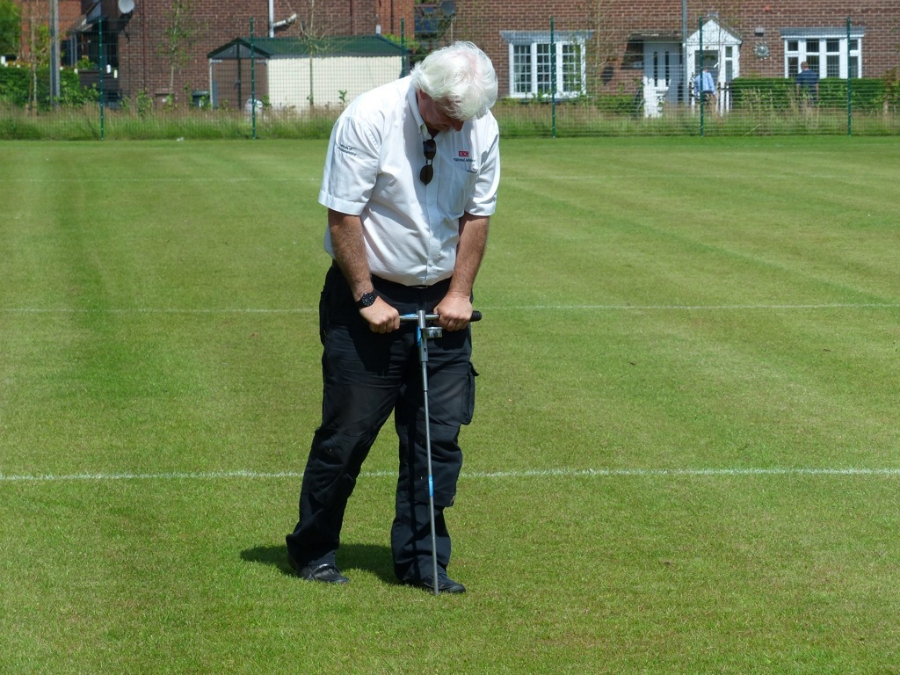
[643,42,682,117]
[685,19,743,112]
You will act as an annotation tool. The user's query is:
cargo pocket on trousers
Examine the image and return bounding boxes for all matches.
[306,429,361,507]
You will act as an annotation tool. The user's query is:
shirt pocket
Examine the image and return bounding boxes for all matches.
[440,160,479,218]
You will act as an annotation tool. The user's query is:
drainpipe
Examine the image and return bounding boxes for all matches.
[268,0,275,37]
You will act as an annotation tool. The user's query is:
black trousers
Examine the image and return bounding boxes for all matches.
[286,264,476,582]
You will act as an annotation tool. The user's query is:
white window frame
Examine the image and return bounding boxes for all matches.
[782,30,863,79]
[501,31,591,100]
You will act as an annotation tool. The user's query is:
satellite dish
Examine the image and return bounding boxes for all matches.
[118,0,135,14]
[440,0,456,17]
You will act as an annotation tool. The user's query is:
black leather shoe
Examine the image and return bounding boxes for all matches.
[297,563,349,585]
[407,574,466,594]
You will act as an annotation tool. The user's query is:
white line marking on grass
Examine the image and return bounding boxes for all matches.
[468,467,900,478]
[3,467,900,483]
[0,308,317,314]
[2,303,897,315]
[484,303,900,312]
[0,470,306,482]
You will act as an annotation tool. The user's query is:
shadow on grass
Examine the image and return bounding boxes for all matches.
[240,543,396,584]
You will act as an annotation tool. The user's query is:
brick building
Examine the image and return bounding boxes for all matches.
[11,0,899,111]
[451,0,898,113]
[99,0,413,104]
[12,0,415,104]
[12,0,82,60]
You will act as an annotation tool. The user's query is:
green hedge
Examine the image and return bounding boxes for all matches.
[731,77,891,111]
[0,66,97,108]
[594,93,642,115]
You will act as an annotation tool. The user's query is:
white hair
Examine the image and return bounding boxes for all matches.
[410,41,498,120]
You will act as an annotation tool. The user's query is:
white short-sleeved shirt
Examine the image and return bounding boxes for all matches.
[318,77,501,287]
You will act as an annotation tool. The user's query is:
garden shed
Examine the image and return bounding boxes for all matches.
[206,35,407,111]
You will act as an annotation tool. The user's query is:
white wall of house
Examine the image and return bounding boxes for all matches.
[267,55,403,109]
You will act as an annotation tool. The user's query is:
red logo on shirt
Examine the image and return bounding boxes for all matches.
[458,150,470,158]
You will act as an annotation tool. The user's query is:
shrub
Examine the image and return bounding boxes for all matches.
[0,65,98,108]
[731,77,885,111]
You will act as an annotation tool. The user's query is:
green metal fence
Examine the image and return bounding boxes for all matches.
[2,13,898,140]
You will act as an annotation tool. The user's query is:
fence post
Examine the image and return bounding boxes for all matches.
[49,0,60,105]
[251,17,257,140]
[99,16,105,140]
[698,16,704,138]
[846,17,852,137]
[401,18,407,77]
[550,17,556,139]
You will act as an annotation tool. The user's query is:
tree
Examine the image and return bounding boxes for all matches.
[157,0,202,104]
[298,0,322,108]
[17,1,50,111]
[588,0,622,95]
[0,0,20,58]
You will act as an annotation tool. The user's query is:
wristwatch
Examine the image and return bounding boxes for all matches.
[356,291,377,309]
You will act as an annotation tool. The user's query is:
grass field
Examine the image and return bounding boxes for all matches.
[2,137,899,674]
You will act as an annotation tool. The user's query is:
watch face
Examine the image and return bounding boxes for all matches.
[358,292,376,308]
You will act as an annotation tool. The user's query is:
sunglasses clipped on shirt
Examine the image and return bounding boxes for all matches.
[419,138,436,185]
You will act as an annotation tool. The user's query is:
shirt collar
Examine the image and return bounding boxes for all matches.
[406,80,430,137]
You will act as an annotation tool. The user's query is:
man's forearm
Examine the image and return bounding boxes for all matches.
[448,213,490,298]
[328,209,373,300]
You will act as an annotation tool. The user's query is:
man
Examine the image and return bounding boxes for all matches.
[695,67,717,110]
[286,42,500,594]
[796,61,819,105]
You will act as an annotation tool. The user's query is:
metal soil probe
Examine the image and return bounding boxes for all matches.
[399,310,481,595]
